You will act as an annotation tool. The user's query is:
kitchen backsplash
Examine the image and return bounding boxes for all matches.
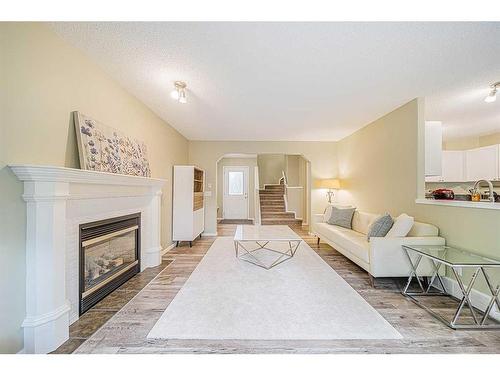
[425,181,500,195]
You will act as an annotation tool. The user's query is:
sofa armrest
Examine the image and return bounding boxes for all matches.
[369,236,446,278]
[312,214,325,236]
[313,213,325,224]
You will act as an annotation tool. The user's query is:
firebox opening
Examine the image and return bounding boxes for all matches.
[79,213,141,315]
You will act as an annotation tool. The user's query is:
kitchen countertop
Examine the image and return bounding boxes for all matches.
[416,198,500,210]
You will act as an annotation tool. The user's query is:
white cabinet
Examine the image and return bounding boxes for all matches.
[172,165,205,246]
[442,151,465,182]
[425,121,443,176]
[465,145,499,181]
[425,151,465,182]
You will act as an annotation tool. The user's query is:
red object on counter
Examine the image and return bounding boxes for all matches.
[432,188,455,200]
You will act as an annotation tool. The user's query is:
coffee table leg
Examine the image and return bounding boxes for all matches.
[402,249,424,294]
[451,267,480,326]
[480,267,500,325]
[426,260,447,294]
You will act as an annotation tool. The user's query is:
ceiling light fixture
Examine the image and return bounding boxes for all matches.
[484,82,499,103]
[171,81,187,104]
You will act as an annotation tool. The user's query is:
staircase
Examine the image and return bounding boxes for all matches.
[259,181,303,226]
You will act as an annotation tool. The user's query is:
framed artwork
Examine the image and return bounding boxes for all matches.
[74,111,151,177]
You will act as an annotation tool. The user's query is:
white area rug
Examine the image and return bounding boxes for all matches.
[148,235,402,340]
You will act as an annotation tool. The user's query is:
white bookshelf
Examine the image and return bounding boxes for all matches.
[172,165,205,247]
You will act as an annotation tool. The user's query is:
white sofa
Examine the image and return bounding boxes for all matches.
[313,211,445,279]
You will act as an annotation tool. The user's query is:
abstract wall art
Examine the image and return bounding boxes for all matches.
[74,111,151,177]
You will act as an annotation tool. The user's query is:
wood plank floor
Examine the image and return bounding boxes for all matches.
[54,224,500,354]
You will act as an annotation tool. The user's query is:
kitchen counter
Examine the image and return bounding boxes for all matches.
[416,198,500,210]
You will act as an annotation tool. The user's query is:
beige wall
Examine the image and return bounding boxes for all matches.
[285,155,308,221]
[216,157,257,219]
[336,99,500,293]
[285,154,303,186]
[257,154,286,188]
[189,141,338,234]
[0,23,188,353]
[444,131,500,150]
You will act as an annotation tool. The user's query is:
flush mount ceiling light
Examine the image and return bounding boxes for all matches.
[484,82,500,103]
[171,81,187,104]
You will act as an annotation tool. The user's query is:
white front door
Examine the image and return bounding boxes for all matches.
[223,166,249,219]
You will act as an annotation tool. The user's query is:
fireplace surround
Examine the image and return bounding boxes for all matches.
[10,165,166,353]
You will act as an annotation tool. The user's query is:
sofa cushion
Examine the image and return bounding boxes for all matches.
[386,213,414,237]
[331,229,370,263]
[327,207,356,229]
[323,204,353,222]
[315,222,347,238]
[315,223,370,263]
[367,213,393,241]
[351,211,379,235]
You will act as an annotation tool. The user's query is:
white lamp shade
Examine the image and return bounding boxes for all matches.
[314,179,341,189]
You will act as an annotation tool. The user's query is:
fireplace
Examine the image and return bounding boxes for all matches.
[79,213,141,314]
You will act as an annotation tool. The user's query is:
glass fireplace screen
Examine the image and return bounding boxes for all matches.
[82,226,138,297]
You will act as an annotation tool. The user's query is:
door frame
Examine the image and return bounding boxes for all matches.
[222,165,250,220]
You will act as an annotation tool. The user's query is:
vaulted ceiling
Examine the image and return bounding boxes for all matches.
[51,22,500,141]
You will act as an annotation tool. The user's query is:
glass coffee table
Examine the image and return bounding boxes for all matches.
[234,225,302,270]
[402,244,500,330]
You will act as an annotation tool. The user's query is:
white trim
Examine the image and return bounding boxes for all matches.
[10,164,166,187]
[432,276,500,321]
[161,243,176,256]
[22,301,71,328]
[416,198,500,210]
[221,153,258,159]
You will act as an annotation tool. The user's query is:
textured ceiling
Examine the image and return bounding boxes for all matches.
[51,22,500,141]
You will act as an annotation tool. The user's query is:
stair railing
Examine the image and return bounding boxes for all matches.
[281,170,288,186]
[281,170,289,213]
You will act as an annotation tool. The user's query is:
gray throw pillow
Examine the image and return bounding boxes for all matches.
[327,207,356,229]
[367,213,394,241]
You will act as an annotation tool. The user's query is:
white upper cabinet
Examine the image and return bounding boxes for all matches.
[425,121,443,176]
[465,145,499,182]
[425,150,465,182]
[442,151,465,182]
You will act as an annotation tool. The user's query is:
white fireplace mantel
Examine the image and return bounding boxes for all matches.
[10,164,167,354]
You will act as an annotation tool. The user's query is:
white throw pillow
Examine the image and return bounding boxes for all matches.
[323,204,353,222]
[385,213,414,237]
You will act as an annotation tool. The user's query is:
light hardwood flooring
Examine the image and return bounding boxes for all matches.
[53,224,500,354]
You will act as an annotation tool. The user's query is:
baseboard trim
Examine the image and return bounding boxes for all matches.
[202,232,218,236]
[161,243,176,256]
[432,276,500,321]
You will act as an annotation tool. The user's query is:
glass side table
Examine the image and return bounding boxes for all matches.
[402,245,500,330]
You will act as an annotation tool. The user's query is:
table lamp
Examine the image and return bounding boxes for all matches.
[314,178,340,204]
